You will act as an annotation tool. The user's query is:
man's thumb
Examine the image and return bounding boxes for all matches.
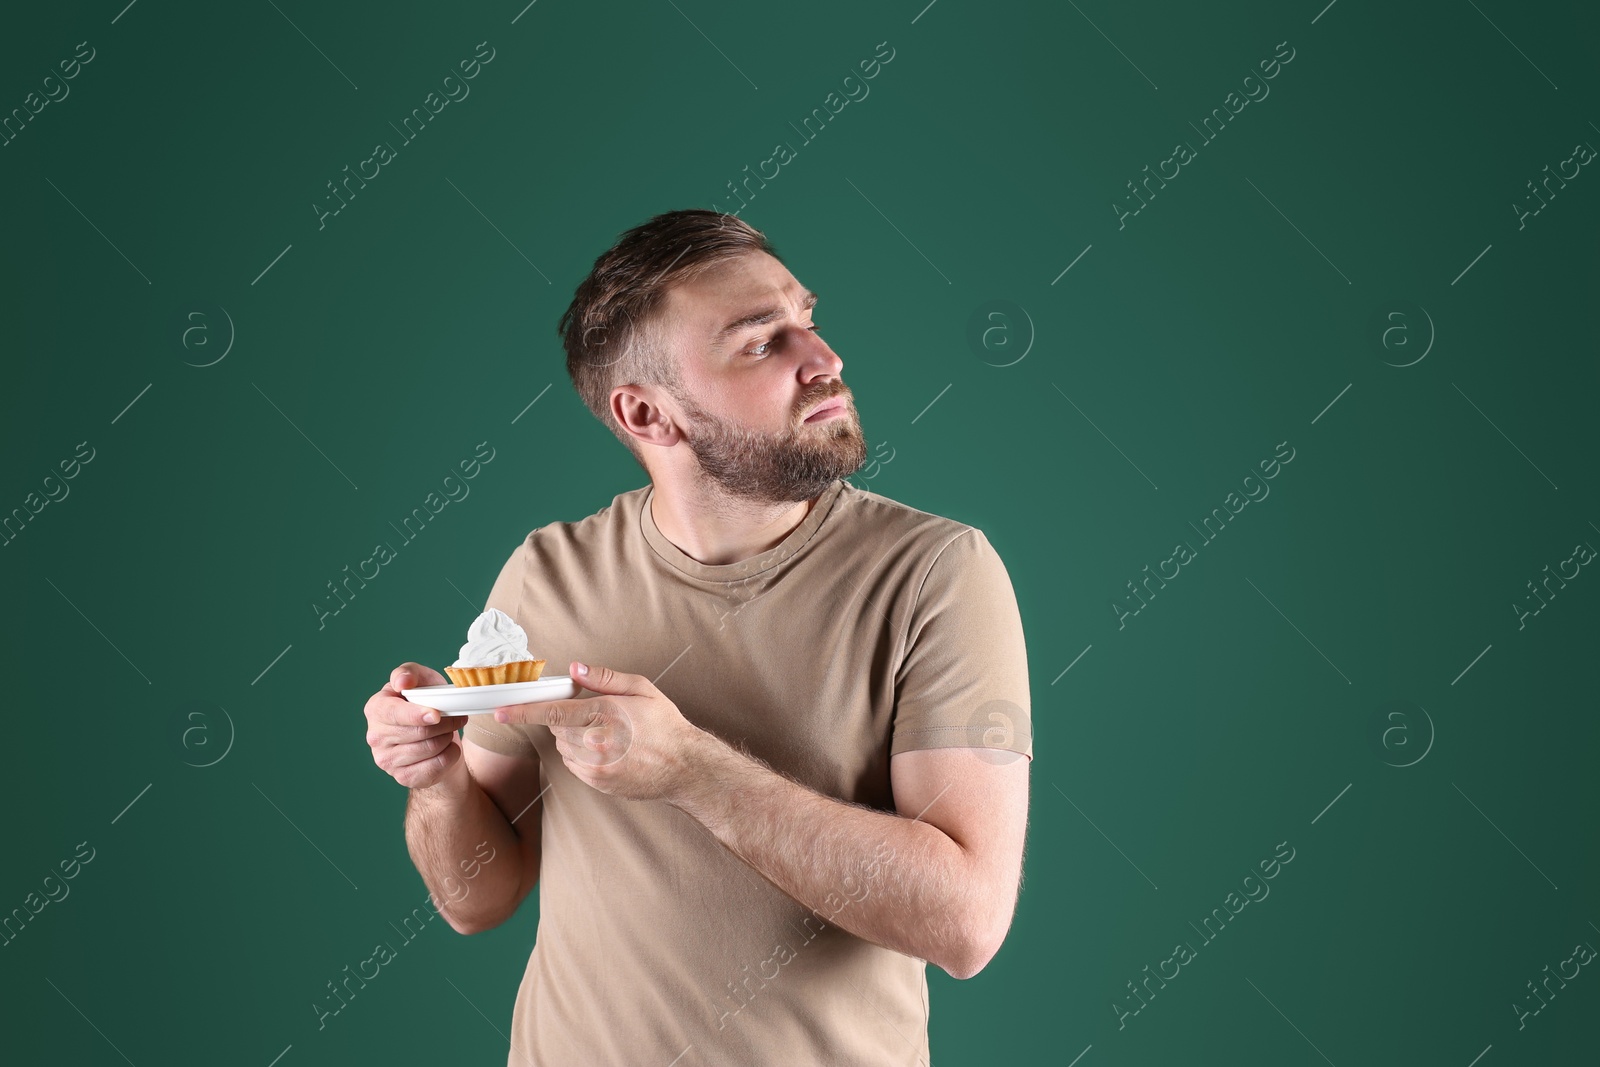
[392,662,442,690]
[571,662,596,692]
[572,661,643,696]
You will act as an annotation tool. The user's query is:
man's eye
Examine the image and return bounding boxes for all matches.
[748,324,818,356]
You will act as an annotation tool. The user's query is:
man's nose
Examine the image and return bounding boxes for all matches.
[797,329,843,379]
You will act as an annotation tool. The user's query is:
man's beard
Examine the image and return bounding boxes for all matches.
[673,387,868,504]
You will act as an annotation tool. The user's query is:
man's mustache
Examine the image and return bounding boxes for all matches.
[798,385,851,419]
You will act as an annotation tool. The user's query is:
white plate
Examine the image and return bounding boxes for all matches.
[401,675,580,714]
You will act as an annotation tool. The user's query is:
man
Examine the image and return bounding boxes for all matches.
[362,209,1033,1065]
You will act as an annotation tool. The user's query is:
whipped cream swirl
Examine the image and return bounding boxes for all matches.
[453,608,533,667]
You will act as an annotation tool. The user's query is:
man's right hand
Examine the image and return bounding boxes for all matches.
[364,663,470,789]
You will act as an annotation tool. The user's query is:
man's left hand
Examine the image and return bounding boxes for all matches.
[492,662,703,801]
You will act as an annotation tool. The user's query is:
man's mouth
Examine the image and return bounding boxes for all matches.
[803,398,846,423]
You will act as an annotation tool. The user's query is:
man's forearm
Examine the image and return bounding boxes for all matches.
[666,730,983,976]
[404,761,524,933]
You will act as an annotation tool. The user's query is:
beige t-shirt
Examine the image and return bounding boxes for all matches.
[463,476,1032,1066]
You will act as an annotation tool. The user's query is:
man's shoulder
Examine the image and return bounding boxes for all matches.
[834,481,986,559]
[506,484,650,559]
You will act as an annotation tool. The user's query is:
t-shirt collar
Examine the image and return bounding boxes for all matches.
[640,478,847,583]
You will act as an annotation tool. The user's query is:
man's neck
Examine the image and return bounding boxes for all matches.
[649,481,820,567]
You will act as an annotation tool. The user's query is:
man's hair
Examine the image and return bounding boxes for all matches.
[558,209,779,465]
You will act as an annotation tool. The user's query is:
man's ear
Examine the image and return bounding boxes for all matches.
[614,385,681,447]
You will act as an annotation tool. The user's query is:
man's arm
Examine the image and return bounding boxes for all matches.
[371,538,544,931]
[667,735,1030,979]
[405,740,543,934]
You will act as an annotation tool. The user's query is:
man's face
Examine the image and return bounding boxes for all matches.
[655,252,867,503]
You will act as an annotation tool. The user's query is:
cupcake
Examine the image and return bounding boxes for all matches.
[444,608,546,686]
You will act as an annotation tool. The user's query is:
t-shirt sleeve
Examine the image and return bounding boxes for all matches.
[890,527,1033,761]
[461,538,541,760]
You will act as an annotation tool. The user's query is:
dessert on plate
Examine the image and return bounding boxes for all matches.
[444,608,546,686]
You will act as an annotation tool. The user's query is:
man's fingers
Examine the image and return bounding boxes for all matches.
[367,664,451,727]
[368,690,455,728]
[386,731,459,770]
[391,662,448,691]
[392,737,462,788]
[366,716,467,749]
[377,694,440,727]
[417,715,468,738]
[493,698,605,729]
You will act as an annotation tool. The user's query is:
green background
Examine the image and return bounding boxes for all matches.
[3,0,1597,1063]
